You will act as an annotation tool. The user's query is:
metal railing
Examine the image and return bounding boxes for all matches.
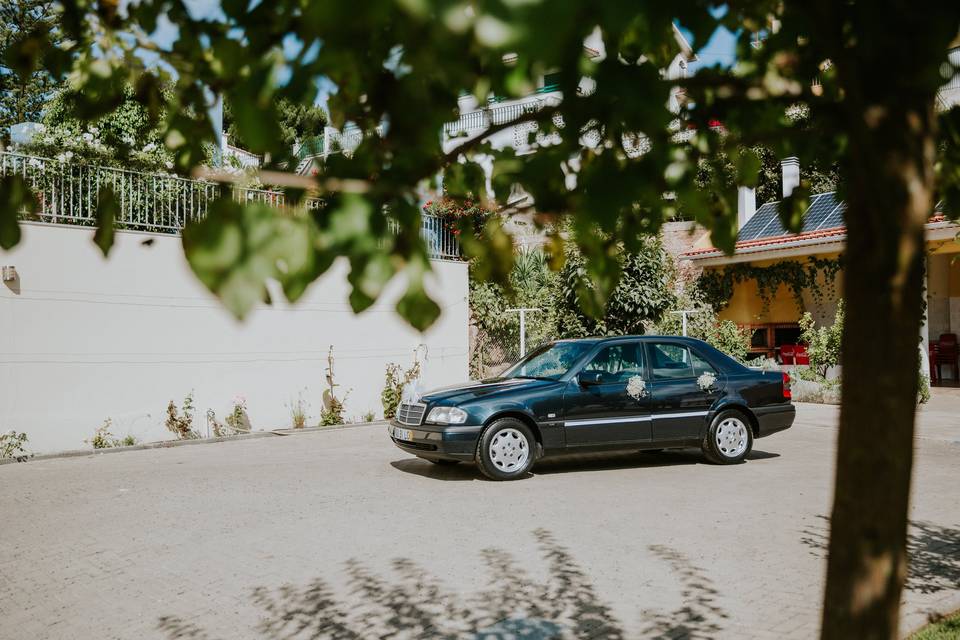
[443,98,547,136]
[0,151,461,260]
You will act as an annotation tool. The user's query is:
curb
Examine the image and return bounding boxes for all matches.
[0,421,389,466]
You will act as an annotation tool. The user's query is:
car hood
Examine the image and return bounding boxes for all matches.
[419,377,555,405]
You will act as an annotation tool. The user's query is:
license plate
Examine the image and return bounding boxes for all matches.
[393,427,414,441]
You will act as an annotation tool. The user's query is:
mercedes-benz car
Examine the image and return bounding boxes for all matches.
[389,336,795,480]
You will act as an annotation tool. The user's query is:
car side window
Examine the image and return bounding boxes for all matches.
[583,343,645,383]
[689,349,717,376]
[649,343,695,380]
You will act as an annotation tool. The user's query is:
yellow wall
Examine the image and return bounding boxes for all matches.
[709,253,845,325]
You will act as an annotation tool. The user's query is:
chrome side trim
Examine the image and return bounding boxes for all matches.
[655,410,711,419]
[564,415,652,427]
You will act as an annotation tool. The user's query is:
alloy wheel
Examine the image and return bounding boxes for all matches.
[488,428,529,472]
[715,417,748,458]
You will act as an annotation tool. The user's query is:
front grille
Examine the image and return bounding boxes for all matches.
[396,402,427,426]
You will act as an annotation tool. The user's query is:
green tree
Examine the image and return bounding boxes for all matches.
[799,300,845,379]
[0,0,62,136]
[19,85,175,171]
[691,144,841,216]
[223,97,328,153]
[555,237,675,338]
[2,3,960,636]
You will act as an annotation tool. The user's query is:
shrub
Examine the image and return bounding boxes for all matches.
[798,300,845,378]
[363,411,376,423]
[87,418,139,449]
[382,359,422,420]
[88,418,114,449]
[918,372,931,405]
[225,396,251,433]
[208,397,251,437]
[320,347,349,426]
[0,430,31,462]
[288,390,309,428]
[165,392,198,439]
[320,395,346,426]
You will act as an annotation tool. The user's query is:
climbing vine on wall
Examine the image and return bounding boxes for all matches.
[697,255,844,313]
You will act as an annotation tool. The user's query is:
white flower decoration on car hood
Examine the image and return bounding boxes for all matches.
[697,372,717,391]
[626,375,647,400]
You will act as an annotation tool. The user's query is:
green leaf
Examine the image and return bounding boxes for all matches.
[0,176,36,250]
[734,148,762,188]
[93,187,119,257]
[396,284,441,331]
[183,198,329,319]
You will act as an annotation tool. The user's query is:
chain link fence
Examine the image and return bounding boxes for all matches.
[469,325,552,380]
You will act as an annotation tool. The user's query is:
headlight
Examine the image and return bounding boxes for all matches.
[426,406,468,425]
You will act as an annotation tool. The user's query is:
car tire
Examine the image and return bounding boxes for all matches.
[702,409,754,464]
[427,458,460,466]
[475,418,536,481]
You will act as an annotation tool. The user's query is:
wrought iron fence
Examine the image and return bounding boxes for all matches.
[0,150,461,259]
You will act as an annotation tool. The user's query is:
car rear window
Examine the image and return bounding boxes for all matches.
[649,343,695,380]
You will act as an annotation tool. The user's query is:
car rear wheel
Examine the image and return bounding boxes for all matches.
[702,410,753,464]
[476,418,535,480]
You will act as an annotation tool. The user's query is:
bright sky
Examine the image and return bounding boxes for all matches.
[146,2,738,110]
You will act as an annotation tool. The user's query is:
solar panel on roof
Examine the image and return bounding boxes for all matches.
[736,191,851,243]
[737,202,778,241]
[800,193,837,232]
[758,211,787,238]
[817,200,846,230]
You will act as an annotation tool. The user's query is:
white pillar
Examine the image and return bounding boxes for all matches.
[781,156,800,198]
[737,186,756,229]
[921,255,931,381]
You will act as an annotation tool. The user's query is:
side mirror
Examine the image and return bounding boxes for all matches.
[578,371,604,386]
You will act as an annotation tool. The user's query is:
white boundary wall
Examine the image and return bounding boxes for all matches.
[0,223,469,453]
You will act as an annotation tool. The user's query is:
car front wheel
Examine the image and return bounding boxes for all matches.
[702,410,753,464]
[476,418,535,480]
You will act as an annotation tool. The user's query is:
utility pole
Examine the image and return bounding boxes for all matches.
[670,309,700,336]
[506,308,541,357]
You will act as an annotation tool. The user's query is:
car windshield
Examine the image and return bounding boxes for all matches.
[502,341,595,381]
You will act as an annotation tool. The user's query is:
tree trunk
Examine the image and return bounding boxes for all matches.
[820,33,940,639]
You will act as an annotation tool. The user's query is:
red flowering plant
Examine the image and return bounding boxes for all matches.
[422,196,493,238]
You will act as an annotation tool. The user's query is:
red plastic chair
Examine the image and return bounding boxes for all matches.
[936,334,959,382]
[780,344,796,365]
[794,345,810,366]
[929,341,940,385]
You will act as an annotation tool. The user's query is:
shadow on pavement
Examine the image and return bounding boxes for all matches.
[158,529,728,640]
[800,515,960,595]
[390,448,781,481]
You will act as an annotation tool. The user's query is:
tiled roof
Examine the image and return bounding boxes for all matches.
[683,194,954,259]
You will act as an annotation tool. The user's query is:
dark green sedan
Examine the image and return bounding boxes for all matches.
[389,336,795,480]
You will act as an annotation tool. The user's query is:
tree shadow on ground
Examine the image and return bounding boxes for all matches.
[800,515,960,595]
[158,529,728,639]
[640,545,729,639]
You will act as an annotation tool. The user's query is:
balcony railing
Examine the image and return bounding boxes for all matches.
[443,98,548,136]
[0,151,461,260]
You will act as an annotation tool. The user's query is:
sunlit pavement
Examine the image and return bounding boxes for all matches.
[1,398,958,639]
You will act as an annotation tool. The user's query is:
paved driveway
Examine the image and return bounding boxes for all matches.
[2,398,959,640]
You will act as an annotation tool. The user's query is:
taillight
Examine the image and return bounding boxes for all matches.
[782,372,792,399]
